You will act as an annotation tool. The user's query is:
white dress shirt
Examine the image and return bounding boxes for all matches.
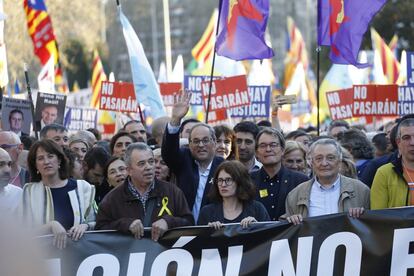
[308,176,341,217]
[0,184,22,213]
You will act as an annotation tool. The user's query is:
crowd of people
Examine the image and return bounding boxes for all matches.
[0,90,413,248]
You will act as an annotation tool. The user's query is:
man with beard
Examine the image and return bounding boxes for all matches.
[0,148,22,213]
[233,121,262,172]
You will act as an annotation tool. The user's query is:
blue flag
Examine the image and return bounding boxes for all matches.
[118,6,166,118]
[14,80,20,94]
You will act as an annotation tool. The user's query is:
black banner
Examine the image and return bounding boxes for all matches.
[40,207,414,276]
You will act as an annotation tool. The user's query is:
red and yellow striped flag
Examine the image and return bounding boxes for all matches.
[284,17,309,88]
[371,28,400,84]
[90,49,107,109]
[24,0,63,89]
[388,34,398,54]
[191,9,218,66]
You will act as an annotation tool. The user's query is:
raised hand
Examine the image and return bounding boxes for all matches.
[171,89,192,126]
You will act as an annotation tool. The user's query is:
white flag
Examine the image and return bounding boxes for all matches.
[118,5,166,118]
[37,54,55,93]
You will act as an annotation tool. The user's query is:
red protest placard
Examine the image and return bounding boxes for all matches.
[159,82,182,106]
[207,109,228,124]
[353,85,398,117]
[326,88,353,120]
[99,81,139,112]
[201,75,250,111]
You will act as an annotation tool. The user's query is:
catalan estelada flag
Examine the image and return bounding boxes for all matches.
[318,0,387,68]
[90,49,107,109]
[284,16,309,88]
[24,0,65,91]
[371,28,400,84]
[24,0,58,65]
[215,0,274,61]
[192,9,218,66]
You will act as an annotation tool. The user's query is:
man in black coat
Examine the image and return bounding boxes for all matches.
[251,127,309,221]
[162,91,224,222]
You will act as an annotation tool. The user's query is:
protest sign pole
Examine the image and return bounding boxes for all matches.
[205,3,222,124]
[316,47,321,136]
[23,63,39,140]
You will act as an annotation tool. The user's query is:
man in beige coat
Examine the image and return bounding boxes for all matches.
[284,138,370,224]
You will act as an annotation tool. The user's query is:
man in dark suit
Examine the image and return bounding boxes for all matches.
[8,109,29,137]
[251,127,309,221]
[162,91,224,222]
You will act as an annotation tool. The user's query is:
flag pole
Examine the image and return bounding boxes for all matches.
[316,46,321,136]
[23,63,39,140]
[205,3,222,124]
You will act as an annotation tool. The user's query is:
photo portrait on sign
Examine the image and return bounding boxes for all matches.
[1,97,33,137]
[35,92,67,131]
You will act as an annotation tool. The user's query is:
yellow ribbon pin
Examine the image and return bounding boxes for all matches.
[158,196,172,216]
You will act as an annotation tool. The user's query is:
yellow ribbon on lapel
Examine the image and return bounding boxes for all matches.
[158,196,172,216]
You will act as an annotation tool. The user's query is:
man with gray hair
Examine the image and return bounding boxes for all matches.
[251,127,309,221]
[96,142,193,241]
[162,91,223,222]
[284,138,370,224]
[372,116,414,209]
[0,131,29,187]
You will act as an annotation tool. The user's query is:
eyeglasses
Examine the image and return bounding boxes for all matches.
[0,144,19,149]
[312,155,339,164]
[190,138,212,146]
[216,177,234,186]
[257,142,280,150]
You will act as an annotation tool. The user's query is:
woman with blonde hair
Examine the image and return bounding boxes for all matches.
[282,141,309,176]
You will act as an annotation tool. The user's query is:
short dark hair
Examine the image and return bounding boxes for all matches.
[214,124,238,160]
[285,130,310,140]
[337,129,374,160]
[83,146,110,170]
[256,127,286,150]
[9,109,24,122]
[123,120,144,130]
[233,121,260,139]
[372,132,387,153]
[109,131,138,155]
[39,124,67,139]
[103,156,125,180]
[329,120,350,132]
[27,139,70,181]
[62,146,80,178]
[257,120,272,128]
[208,160,256,203]
[179,118,201,134]
[87,128,102,141]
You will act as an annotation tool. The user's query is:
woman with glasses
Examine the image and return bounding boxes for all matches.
[20,139,96,249]
[103,157,128,188]
[198,160,269,229]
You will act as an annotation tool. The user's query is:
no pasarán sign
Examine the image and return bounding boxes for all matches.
[99,81,139,112]
[201,75,250,111]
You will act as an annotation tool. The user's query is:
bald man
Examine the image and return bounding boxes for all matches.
[0,131,29,187]
[0,148,22,213]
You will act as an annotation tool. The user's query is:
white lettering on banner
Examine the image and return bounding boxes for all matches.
[100,96,138,112]
[202,82,216,96]
[354,86,367,99]
[330,105,353,120]
[228,104,267,117]
[102,82,114,96]
[83,110,96,121]
[76,254,120,276]
[399,103,414,115]
[198,246,243,276]
[150,248,193,276]
[353,100,397,115]
[327,93,340,105]
[390,228,414,276]
[317,232,362,276]
[268,237,313,276]
[126,253,146,276]
[398,86,414,101]
[206,90,250,110]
